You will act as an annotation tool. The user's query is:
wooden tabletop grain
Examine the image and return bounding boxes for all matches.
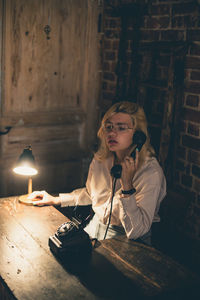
[0,196,199,300]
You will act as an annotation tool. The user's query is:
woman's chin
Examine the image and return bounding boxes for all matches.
[108,144,118,151]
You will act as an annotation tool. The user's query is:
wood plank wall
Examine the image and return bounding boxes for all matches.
[0,0,102,197]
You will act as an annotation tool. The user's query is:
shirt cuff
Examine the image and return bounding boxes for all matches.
[59,193,76,207]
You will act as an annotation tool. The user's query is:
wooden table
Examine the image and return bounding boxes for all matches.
[0,196,200,300]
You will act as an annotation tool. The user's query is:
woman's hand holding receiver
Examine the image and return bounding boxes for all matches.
[27,191,61,206]
[120,149,139,193]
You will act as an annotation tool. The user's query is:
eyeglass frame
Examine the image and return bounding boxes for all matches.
[102,122,134,133]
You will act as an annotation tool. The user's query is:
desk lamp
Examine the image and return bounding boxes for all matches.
[13,146,38,204]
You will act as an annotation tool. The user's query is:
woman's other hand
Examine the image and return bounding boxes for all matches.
[27,191,61,206]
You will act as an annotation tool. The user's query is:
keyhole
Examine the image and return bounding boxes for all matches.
[44,25,51,40]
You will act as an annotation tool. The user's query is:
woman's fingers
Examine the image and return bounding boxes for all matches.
[124,149,138,168]
[27,191,60,206]
[27,191,50,206]
[27,191,44,200]
[32,199,48,206]
[135,149,139,169]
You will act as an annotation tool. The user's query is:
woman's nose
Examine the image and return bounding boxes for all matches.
[108,129,117,137]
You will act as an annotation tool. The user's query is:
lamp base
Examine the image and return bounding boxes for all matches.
[18,194,33,205]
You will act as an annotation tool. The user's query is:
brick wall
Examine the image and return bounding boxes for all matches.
[101,0,200,240]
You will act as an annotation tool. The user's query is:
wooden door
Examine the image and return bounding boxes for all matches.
[0,0,102,196]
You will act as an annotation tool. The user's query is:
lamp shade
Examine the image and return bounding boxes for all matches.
[13,146,38,176]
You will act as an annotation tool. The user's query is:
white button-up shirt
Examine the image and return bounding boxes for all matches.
[59,156,166,240]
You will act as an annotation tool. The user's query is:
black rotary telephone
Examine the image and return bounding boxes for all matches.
[48,216,92,260]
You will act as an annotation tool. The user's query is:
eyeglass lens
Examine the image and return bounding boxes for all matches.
[104,123,132,132]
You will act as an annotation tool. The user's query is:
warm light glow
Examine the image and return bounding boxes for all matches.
[13,165,38,176]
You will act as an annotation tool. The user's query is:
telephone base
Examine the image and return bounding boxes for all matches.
[49,229,92,259]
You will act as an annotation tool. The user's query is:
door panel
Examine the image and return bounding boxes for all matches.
[0,0,101,196]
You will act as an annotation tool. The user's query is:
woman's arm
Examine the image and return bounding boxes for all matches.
[27,159,94,207]
[119,164,166,240]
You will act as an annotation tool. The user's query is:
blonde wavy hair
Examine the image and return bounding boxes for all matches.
[95,101,155,166]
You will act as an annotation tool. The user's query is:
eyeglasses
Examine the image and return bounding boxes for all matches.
[103,123,134,133]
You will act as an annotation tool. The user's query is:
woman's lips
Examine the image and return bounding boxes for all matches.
[108,139,118,146]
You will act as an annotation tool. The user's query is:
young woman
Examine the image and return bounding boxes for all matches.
[28,102,166,245]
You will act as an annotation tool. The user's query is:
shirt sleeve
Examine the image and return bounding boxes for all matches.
[118,165,166,240]
[59,160,94,207]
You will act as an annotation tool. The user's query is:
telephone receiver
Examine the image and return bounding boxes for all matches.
[131,130,147,159]
[110,130,147,179]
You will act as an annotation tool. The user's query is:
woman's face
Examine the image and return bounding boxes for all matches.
[103,112,135,158]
